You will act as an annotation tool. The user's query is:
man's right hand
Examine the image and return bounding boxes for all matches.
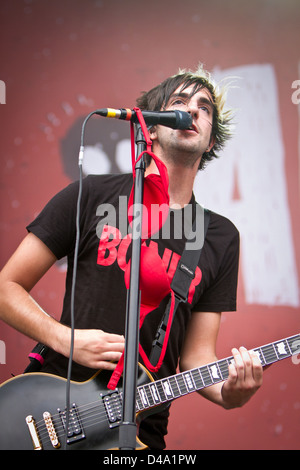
[69,329,125,371]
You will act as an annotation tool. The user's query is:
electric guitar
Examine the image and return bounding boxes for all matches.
[0,333,299,450]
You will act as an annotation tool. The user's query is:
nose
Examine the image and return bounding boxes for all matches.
[187,98,199,119]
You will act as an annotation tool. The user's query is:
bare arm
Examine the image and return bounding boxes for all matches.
[179,311,263,409]
[0,233,124,371]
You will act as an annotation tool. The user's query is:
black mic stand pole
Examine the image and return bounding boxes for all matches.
[119,124,146,450]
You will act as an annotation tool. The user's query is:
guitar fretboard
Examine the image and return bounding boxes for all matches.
[135,334,300,412]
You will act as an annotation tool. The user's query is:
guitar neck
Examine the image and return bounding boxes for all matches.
[136,334,300,412]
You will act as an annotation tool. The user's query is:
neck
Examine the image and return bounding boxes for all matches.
[146,157,199,208]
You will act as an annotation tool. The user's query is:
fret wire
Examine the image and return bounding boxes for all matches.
[176,375,188,395]
[199,366,212,386]
[253,348,265,365]
[145,383,153,404]
[140,385,149,408]
[191,368,203,390]
[136,391,142,411]
[218,359,229,380]
[226,356,234,370]
[144,384,154,407]
[258,346,267,364]
[207,365,213,383]
[183,371,196,391]
[261,344,278,364]
[287,337,296,353]
[170,376,181,397]
[287,335,300,355]
[182,373,191,391]
[271,343,280,361]
[285,339,293,355]
[150,382,161,403]
[136,387,144,411]
[147,383,155,403]
[156,381,167,402]
[177,374,187,395]
[161,378,174,400]
[258,346,268,364]
[215,361,223,380]
[172,376,180,396]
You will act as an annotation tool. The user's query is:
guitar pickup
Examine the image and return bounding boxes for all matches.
[101,390,122,428]
[58,403,85,444]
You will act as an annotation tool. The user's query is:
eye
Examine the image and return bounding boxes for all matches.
[199,105,210,113]
[169,98,187,107]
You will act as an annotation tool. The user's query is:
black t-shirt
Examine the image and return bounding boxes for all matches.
[26,173,239,449]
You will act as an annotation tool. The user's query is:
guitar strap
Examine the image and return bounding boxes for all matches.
[149,207,210,367]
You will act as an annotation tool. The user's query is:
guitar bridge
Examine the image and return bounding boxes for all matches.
[58,403,85,444]
[25,415,42,450]
[101,390,122,428]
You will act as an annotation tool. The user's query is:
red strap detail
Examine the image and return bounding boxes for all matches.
[107,353,124,390]
[130,107,155,172]
[130,120,136,170]
[133,107,152,153]
[28,352,44,365]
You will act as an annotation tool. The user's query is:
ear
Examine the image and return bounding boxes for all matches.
[207,135,216,152]
[149,125,157,141]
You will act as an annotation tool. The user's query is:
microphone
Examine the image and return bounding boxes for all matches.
[95,108,193,130]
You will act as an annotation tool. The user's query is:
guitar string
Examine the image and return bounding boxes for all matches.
[34,357,263,444]
[38,409,114,440]
[34,355,265,441]
[34,369,207,439]
[36,400,118,439]
[35,380,178,442]
[33,358,234,442]
[33,338,298,444]
[35,373,196,441]
[35,384,161,440]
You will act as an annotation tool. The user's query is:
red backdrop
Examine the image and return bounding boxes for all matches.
[0,0,299,450]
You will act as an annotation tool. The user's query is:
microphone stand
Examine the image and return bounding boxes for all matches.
[118,124,146,450]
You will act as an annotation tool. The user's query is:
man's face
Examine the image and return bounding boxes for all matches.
[150,84,215,168]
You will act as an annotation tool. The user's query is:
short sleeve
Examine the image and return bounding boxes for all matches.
[193,223,240,313]
[26,180,80,260]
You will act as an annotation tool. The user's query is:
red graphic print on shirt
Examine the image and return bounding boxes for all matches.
[97,224,202,304]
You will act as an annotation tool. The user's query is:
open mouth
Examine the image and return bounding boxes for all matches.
[187,123,198,133]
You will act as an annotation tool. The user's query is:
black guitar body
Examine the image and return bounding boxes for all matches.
[0,365,151,450]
